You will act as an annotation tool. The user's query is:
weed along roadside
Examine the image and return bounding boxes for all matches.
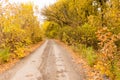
[0,41,44,74]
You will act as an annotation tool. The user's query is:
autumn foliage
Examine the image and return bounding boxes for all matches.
[42,0,120,79]
[95,27,120,79]
[0,1,42,63]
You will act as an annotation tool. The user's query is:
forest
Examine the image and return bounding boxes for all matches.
[0,0,120,80]
[42,0,120,80]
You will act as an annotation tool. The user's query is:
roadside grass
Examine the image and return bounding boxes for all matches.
[71,44,97,67]
[70,43,120,80]
[56,40,100,79]
[0,48,10,64]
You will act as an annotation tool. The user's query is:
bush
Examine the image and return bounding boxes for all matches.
[14,47,25,59]
[79,23,98,48]
[58,24,98,48]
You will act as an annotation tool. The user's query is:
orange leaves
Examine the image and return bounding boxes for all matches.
[95,27,120,79]
[96,27,117,49]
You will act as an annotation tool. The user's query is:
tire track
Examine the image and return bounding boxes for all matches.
[0,40,86,80]
[39,40,57,80]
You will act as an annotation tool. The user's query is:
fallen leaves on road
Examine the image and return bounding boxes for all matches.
[55,40,103,80]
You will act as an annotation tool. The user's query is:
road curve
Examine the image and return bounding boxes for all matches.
[0,40,86,80]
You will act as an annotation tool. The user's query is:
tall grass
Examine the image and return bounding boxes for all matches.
[0,48,10,64]
[71,44,97,67]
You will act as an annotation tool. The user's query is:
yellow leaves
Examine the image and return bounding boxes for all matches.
[21,3,33,14]
[94,61,112,77]
[14,47,25,59]
[0,1,42,60]
[42,21,51,31]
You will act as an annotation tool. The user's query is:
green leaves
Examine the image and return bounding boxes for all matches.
[0,48,10,63]
[43,21,60,39]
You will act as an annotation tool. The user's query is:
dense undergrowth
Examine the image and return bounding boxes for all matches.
[0,1,42,64]
[42,0,120,79]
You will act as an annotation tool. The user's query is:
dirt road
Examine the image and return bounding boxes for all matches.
[0,40,86,80]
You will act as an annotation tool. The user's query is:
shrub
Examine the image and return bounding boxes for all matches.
[79,23,98,48]
[58,24,98,48]
[14,47,25,59]
[96,27,120,79]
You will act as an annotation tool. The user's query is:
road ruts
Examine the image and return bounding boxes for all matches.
[0,40,86,80]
